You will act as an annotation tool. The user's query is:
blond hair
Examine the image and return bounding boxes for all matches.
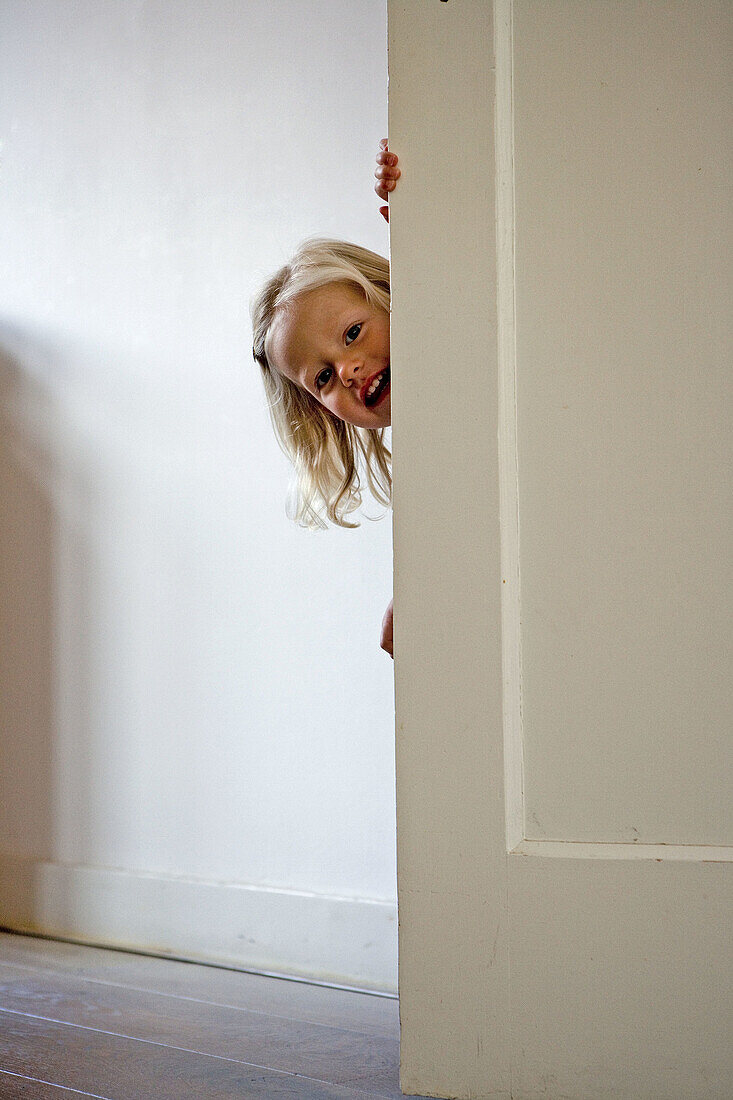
[251,238,391,530]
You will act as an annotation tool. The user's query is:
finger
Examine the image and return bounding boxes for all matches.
[376,152,399,166]
[375,178,397,197]
[375,172,400,189]
[375,163,401,179]
[379,136,388,150]
[379,205,390,223]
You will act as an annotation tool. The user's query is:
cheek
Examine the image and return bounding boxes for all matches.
[326,393,354,422]
[380,326,391,357]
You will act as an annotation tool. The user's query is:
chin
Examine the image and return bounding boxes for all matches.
[366,409,391,429]
[368,393,391,428]
[340,400,391,429]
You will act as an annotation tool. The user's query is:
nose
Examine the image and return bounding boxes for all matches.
[335,355,363,387]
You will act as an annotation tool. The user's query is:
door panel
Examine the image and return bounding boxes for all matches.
[514,0,733,846]
[390,1,733,1097]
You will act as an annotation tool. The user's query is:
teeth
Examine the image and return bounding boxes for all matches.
[367,371,384,397]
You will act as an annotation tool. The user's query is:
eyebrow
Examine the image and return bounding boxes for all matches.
[298,320,341,390]
[299,365,316,392]
[299,357,326,395]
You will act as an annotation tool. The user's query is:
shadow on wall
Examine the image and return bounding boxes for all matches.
[0,330,96,934]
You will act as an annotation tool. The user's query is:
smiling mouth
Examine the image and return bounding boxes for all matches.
[364,366,391,407]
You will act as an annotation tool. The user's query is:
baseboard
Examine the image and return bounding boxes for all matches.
[0,854,398,994]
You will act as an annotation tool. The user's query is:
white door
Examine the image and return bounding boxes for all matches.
[388,2,732,1097]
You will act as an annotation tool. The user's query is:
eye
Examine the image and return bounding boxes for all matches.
[315,366,333,390]
[345,323,361,345]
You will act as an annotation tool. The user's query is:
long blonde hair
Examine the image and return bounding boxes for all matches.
[251,238,391,530]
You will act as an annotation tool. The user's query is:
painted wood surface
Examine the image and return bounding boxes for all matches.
[389,0,732,1096]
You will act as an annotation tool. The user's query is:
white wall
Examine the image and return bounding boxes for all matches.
[0,0,396,991]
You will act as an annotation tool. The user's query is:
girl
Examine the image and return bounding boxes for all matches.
[250,141,400,655]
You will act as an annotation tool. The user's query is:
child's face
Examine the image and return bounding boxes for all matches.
[267,282,391,429]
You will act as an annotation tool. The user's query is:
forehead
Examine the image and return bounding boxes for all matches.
[267,282,366,384]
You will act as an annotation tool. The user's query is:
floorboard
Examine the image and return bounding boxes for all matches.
[0,933,427,1100]
[0,934,398,1038]
[1,1070,115,1099]
[0,1013,389,1099]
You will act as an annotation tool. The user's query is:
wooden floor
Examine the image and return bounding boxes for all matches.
[0,931,429,1099]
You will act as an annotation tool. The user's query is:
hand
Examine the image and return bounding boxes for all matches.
[375,138,400,223]
[380,598,394,658]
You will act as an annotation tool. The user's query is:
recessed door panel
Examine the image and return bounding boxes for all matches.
[513,0,733,844]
